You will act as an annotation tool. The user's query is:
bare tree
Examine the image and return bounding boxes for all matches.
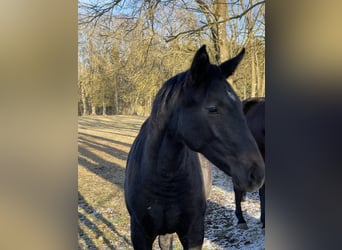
[78,0,265,115]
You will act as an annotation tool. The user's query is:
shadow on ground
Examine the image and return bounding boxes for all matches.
[78,192,132,249]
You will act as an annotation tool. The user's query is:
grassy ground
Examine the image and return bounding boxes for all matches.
[78,115,143,249]
[78,115,264,250]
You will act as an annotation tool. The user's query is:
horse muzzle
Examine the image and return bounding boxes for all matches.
[234,161,265,192]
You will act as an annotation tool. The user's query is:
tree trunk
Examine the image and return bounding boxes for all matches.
[114,86,119,114]
[80,81,88,115]
[195,0,229,64]
[243,85,247,99]
[91,105,96,115]
[255,51,262,97]
[261,69,265,97]
[102,102,106,115]
[215,0,229,62]
[81,92,87,116]
[131,95,139,115]
[250,46,257,97]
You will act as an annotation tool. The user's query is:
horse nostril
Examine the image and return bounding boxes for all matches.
[249,169,257,183]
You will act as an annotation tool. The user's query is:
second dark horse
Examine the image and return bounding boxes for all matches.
[234,97,265,229]
[124,46,265,250]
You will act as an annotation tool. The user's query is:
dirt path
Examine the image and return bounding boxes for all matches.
[78,116,264,249]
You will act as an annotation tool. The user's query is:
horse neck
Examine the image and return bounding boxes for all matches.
[145,115,190,174]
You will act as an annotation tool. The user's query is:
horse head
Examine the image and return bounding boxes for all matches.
[176,45,265,192]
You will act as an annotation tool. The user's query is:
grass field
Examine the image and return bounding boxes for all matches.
[78,115,264,250]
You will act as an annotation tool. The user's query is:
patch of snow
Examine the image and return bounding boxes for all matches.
[203,165,265,250]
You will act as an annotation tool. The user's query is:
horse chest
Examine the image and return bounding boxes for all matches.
[136,174,205,233]
[145,202,182,233]
[143,194,206,234]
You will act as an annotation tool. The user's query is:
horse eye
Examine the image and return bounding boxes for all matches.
[206,106,218,114]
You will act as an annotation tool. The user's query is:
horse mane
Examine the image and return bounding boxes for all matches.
[150,72,187,125]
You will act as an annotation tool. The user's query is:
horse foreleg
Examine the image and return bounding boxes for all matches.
[177,216,204,250]
[259,184,265,228]
[130,217,154,250]
[178,236,203,250]
[234,186,248,229]
[158,234,173,250]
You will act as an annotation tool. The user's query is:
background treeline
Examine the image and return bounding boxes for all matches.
[78,0,265,116]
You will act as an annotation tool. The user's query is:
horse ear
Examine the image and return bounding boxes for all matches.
[189,45,210,84]
[219,48,245,78]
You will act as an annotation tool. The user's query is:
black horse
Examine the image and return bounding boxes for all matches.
[124,45,265,250]
[234,97,265,229]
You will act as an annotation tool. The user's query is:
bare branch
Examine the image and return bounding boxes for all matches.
[78,0,123,26]
[166,0,265,42]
